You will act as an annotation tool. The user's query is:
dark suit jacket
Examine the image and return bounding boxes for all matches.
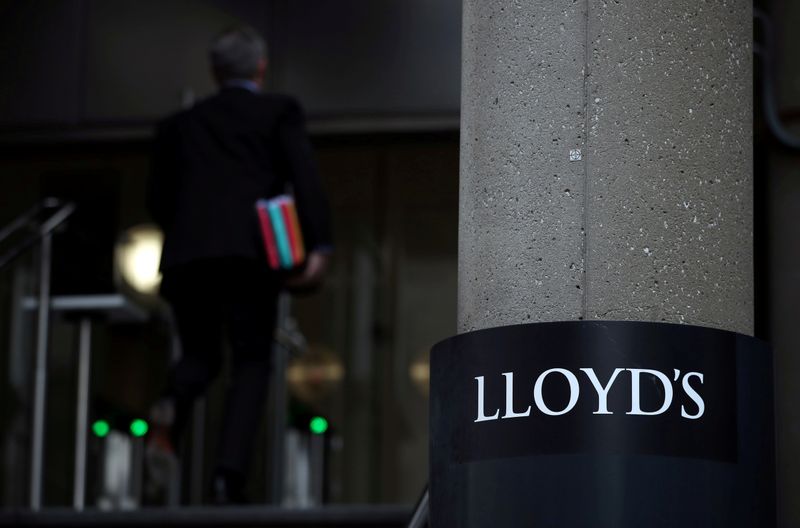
[147,87,332,271]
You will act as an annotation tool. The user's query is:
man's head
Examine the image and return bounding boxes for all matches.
[209,25,267,86]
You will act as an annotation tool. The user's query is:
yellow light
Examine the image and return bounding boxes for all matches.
[286,345,345,406]
[409,350,431,397]
[115,225,163,297]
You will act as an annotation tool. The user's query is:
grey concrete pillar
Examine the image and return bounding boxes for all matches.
[459,1,753,335]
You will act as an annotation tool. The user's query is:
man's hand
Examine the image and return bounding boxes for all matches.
[285,250,330,290]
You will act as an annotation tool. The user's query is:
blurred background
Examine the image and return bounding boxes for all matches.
[0,0,460,514]
[1,0,800,525]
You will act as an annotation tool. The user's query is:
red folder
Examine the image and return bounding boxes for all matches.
[256,200,280,269]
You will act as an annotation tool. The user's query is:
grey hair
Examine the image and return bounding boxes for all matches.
[209,25,267,82]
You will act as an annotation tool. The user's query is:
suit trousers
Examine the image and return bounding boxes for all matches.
[161,257,279,479]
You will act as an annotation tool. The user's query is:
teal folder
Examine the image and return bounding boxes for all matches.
[268,200,293,269]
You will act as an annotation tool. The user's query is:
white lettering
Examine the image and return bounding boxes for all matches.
[473,367,705,423]
[474,376,500,422]
[501,372,531,419]
[681,372,705,419]
[627,368,673,416]
[534,368,580,416]
[580,368,624,415]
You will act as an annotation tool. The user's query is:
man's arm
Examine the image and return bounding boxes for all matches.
[277,98,333,286]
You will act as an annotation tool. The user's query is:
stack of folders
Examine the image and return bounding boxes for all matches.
[256,195,306,270]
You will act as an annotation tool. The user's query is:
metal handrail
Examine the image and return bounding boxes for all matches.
[0,197,62,245]
[0,198,76,510]
[407,486,429,528]
[0,200,75,271]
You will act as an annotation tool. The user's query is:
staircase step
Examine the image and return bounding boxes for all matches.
[0,506,411,528]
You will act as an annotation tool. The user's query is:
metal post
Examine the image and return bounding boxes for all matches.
[267,294,290,504]
[310,433,325,505]
[131,438,143,508]
[73,317,92,510]
[5,263,29,507]
[29,232,52,510]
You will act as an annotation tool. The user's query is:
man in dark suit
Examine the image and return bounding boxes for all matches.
[147,25,331,504]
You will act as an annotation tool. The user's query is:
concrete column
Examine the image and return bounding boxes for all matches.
[459,1,752,335]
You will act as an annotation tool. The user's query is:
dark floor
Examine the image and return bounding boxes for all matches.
[0,505,412,527]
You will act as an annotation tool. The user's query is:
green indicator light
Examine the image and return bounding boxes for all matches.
[129,419,149,437]
[309,416,328,435]
[92,419,110,438]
